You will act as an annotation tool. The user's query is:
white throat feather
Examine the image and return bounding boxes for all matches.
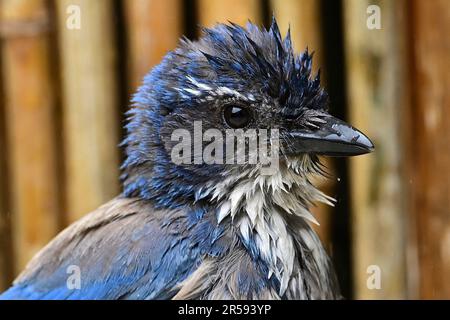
[201,156,335,295]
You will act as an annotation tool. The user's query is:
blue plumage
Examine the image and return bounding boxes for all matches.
[1,199,231,299]
[1,17,373,300]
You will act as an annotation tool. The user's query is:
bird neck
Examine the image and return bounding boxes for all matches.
[201,157,335,295]
[123,153,337,297]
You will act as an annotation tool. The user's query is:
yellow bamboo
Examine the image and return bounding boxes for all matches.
[124,0,183,94]
[0,80,12,290]
[409,0,450,299]
[55,0,120,222]
[271,0,323,69]
[344,0,409,298]
[198,0,262,27]
[0,0,60,272]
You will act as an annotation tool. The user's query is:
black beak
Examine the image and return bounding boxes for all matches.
[284,115,374,157]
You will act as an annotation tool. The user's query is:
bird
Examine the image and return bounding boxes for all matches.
[0,17,373,300]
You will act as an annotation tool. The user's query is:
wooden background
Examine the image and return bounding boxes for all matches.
[0,0,449,299]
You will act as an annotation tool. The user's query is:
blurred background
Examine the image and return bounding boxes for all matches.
[0,0,449,299]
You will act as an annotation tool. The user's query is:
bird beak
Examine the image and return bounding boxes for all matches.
[283,115,374,156]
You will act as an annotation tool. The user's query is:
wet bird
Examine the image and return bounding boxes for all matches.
[0,18,373,300]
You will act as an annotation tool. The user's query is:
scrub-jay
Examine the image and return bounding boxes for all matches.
[0,18,373,300]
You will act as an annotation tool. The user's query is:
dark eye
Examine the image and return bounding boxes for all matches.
[223,105,252,128]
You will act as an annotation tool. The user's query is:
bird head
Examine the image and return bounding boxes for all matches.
[121,18,373,208]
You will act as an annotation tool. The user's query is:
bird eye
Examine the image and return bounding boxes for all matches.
[223,105,252,128]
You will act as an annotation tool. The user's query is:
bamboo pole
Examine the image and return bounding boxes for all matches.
[270,0,323,69]
[0,52,12,290]
[55,0,120,223]
[0,0,60,272]
[124,0,183,94]
[197,0,262,28]
[408,0,450,299]
[343,0,409,298]
[271,0,333,249]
